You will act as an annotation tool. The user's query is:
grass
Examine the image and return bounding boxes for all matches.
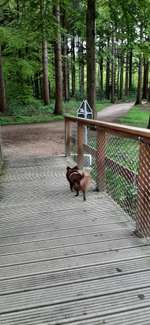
[0,114,64,126]
[119,104,150,128]
[0,99,111,126]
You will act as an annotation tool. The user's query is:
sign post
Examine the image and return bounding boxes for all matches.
[77,100,93,145]
[76,100,93,167]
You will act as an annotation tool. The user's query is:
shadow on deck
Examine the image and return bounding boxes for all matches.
[0,156,150,324]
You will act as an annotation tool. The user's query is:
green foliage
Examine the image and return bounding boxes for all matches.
[120,104,150,127]
[1,0,150,115]
[0,114,64,126]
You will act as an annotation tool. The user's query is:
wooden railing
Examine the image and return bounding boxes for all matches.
[65,115,150,238]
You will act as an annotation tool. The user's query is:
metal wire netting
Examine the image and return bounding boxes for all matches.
[69,121,150,237]
[105,133,139,219]
[70,124,140,220]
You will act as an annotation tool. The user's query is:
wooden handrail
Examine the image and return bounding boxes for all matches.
[65,115,150,238]
[64,115,150,140]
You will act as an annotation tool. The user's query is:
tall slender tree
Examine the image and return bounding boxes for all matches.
[54,0,63,115]
[86,0,96,118]
[135,24,143,105]
[40,0,50,105]
[0,45,6,113]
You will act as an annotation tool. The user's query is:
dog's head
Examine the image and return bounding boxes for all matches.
[66,165,79,172]
[66,165,79,177]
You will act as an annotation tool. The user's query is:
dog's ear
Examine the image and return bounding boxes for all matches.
[66,166,70,171]
[73,165,79,170]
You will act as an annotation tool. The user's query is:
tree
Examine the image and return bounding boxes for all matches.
[135,24,143,105]
[86,0,96,118]
[53,0,63,115]
[0,45,6,113]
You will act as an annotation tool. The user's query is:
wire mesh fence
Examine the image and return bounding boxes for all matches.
[66,117,150,237]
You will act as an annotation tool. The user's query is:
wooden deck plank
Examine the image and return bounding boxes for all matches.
[1,306,150,325]
[0,237,147,267]
[1,272,150,313]
[0,246,150,280]
[0,156,150,324]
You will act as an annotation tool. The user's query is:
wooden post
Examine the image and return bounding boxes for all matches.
[136,140,150,237]
[77,122,84,168]
[65,118,71,156]
[96,128,106,191]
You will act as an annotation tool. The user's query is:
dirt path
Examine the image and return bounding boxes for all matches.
[1,121,65,160]
[97,102,134,122]
[1,102,133,160]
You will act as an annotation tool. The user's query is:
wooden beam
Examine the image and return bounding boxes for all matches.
[64,115,150,140]
[136,142,150,237]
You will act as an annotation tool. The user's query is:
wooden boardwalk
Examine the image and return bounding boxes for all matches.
[0,156,150,324]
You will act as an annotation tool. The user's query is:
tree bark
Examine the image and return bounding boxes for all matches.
[0,45,6,113]
[40,0,50,105]
[135,24,143,105]
[148,88,150,103]
[129,50,133,92]
[119,54,124,99]
[54,1,63,115]
[147,115,150,129]
[86,0,96,118]
[111,32,115,103]
[125,52,129,97]
[105,38,110,99]
[62,35,69,101]
[71,37,76,97]
[42,39,50,105]
[79,40,84,98]
[142,58,149,99]
[62,8,69,101]
[99,56,103,98]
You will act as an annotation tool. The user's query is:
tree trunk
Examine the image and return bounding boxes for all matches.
[67,57,70,100]
[62,35,69,101]
[0,45,6,113]
[34,74,39,98]
[148,88,150,103]
[147,115,150,129]
[111,32,115,103]
[129,50,133,92]
[142,58,149,99]
[99,57,103,98]
[54,1,63,115]
[105,38,110,99]
[71,37,76,97]
[40,0,50,105]
[62,8,69,102]
[135,24,143,105]
[42,39,50,105]
[79,40,84,98]
[86,0,96,118]
[119,54,124,99]
[125,52,129,97]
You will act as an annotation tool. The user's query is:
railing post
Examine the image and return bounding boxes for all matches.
[77,122,84,168]
[96,127,106,191]
[65,118,71,157]
[136,139,150,237]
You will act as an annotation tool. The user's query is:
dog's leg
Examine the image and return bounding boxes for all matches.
[83,190,86,201]
[75,190,79,197]
[70,183,73,192]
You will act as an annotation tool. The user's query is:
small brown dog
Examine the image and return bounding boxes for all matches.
[66,165,90,201]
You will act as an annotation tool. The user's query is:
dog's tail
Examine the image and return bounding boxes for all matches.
[80,171,91,200]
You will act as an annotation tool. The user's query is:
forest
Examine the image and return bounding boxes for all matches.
[0,0,150,121]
